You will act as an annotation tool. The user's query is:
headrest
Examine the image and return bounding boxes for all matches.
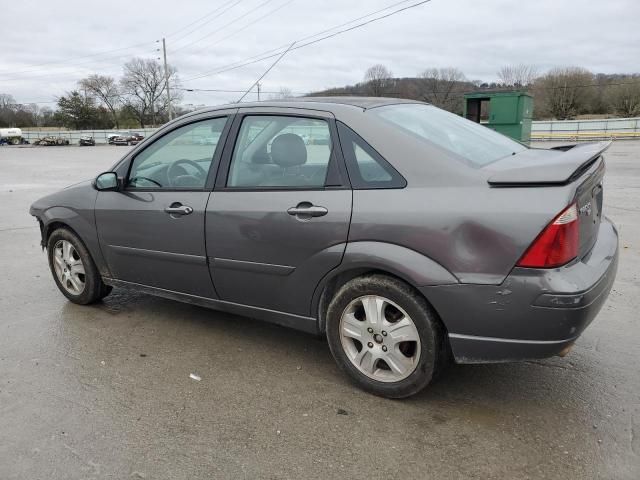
[271,133,307,167]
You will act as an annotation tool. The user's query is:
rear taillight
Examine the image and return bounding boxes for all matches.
[517,203,579,268]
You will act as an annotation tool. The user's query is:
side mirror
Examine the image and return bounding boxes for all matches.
[94,172,120,191]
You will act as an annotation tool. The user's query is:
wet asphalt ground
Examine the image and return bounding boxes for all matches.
[0,142,638,479]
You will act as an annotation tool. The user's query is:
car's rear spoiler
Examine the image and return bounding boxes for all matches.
[487,141,611,187]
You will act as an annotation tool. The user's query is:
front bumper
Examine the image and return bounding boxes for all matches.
[422,217,619,363]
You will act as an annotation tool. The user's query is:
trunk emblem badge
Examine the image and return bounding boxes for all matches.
[579,202,592,217]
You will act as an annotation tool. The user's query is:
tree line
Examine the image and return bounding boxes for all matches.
[315,64,640,120]
[0,57,183,130]
[2,62,640,129]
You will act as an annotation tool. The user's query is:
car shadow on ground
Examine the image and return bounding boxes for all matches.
[66,286,601,410]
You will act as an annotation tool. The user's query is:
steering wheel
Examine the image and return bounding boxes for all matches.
[167,158,207,187]
[129,176,162,187]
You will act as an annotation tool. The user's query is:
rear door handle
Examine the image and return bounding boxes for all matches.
[165,204,193,216]
[287,204,328,218]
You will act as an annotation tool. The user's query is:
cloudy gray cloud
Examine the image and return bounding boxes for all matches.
[1,0,638,107]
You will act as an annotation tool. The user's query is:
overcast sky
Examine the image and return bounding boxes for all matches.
[1,0,638,107]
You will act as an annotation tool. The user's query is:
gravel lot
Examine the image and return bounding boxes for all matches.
[0,142,638,479]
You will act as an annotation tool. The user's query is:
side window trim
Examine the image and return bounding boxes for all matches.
[336,121,407,190]
[123,115,233,192]
[214,112,349,192]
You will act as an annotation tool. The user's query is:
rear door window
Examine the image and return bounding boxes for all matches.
[227,115,332,188]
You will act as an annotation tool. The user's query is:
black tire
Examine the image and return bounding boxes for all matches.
[47,228,111,305]
[326,274,443,399]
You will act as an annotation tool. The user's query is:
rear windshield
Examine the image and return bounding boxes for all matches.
[371,104,527,166]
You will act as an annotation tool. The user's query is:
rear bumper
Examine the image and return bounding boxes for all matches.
[422,217,619,363]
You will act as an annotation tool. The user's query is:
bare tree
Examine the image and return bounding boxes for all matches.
[364,64,394,97]
[418,67,467,113]
[38,106,55,126]
[497,64,538,87]
[269,87,294,100]
[0,93,15,109]
[605,76,640,117]
[120,58,178,127]
[78,74,121,128]
[534,67,595,119]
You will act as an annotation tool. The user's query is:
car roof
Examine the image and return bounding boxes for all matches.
[189,96,425,116]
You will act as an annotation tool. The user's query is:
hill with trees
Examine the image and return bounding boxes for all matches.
[310,64,640,120]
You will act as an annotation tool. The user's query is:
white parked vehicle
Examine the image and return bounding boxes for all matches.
[0,127,23,145]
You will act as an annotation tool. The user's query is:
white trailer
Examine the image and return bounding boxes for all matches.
[0,128,23,145]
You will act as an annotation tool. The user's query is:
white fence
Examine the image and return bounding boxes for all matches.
[531,117,640,141]
[18,118,640,145]
[21,128,158,145]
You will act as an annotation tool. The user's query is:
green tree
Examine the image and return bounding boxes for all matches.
[55,91,112,129]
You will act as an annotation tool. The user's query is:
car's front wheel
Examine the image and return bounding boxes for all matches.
[326,274,443,398]
[47,228,111,305]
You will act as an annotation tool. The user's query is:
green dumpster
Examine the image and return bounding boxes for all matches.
[463,91,533,143]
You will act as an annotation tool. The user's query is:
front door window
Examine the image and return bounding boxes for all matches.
[128,117,228,189]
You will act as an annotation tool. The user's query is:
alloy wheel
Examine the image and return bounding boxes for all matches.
[52,240,86,295]
[339,295,421,383]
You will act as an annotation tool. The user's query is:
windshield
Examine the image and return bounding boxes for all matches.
[371,104,527,166]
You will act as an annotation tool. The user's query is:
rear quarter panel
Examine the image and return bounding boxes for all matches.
[349,184,575,285]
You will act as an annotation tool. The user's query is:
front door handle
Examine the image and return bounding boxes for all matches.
[287,203,328,218]
[165,203,193,216]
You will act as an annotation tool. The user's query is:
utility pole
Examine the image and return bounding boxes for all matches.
[257,82,261,101]
[162,38,173,121]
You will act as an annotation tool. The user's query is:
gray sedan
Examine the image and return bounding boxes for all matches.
[29,98,618,398]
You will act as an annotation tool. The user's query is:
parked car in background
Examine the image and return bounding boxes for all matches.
[29,98,619,398]
[310,134,330,145]
[107,133,129,146]
[79,135,95,146]
[34,136,69,146]
[127,132,144,145]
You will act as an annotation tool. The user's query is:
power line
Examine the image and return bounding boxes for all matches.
[178,87,306,94]
[264,0,416,59]
[0,0,245,75]
[168,0,246,45]
[178,79,640,101]
[237,41,296,102]
[172,0,277,53]
[0,49,158,83]
[0,41,156,75]
[180,0,296,53]
[9,80,640,109]
[183,0,433,82]
[165,0,241,39]
[181,0,416,77]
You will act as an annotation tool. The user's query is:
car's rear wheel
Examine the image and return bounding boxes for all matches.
[326,274,442,398]
[47,228,111,305]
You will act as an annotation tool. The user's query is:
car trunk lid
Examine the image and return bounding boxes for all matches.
[486,141,610,187]
[485,141,609,259]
